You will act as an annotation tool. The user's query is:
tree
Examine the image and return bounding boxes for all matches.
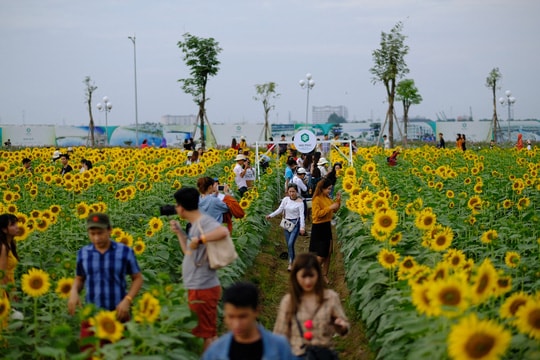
[328,113,347,124]
[253,82,280,141]
[83,76,97,147]
[485,67,502,142]
[177,33,222,150]
[370,21,409,148]
[396,79,422,145]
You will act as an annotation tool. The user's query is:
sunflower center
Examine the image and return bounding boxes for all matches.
[384,254,396,264]
[380,217,392,227]
[465,333,495,358]
[61,284,71,294]
[101,318,117,334]
[440,288,460,306]
[509,299,526,316]
[435,235,447,246]
[30,277,44,290]
[527,309,540,329]
[476,274,489,294]
[451,256,460,266]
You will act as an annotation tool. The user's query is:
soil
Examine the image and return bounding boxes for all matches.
[241,217,374,360]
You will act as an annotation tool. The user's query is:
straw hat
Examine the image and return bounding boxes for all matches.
[235,154,246,161]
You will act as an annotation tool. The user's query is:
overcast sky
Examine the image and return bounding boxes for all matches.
[1,0,539,127]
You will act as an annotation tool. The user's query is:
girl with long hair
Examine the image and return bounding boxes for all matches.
[274,253,349,358]
[309,178,341,284]
[0,214,21,292]
[266,184,306,270]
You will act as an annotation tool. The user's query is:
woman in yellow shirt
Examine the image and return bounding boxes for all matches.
[309,178,341,284]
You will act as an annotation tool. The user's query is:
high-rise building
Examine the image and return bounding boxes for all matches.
[312,105,348,124]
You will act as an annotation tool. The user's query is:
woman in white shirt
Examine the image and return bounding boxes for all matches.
[266,184,306,271]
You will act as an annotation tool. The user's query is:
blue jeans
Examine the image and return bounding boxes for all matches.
[283,219,300,263]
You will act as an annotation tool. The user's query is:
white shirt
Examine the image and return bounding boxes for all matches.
[318,165,328,177]
[292,175,307,194]
[384,138,390,149]
[234,163,247,188]
[268,197,305,229]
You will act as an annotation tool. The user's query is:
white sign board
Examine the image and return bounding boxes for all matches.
[293,129,317,153]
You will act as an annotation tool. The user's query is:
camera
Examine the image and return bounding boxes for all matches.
[159,205,177,216]
[218,185,225,191]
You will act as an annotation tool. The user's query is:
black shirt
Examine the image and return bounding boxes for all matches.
[61,165,73,176]
[228,337,264,360]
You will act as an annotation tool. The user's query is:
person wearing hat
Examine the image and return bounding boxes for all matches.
[186,151,194,165]
[233,154,249,197]
[68,213,143,347]
[317,157,329,177]
[52,149,61,162]
[292,167,308,197]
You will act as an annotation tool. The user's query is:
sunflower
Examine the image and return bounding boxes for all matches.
[0,295,10,320]
[446,190,455,199]
[89,310,124,343]
[377,248,400,269]
[389,232,402,246]
[55,277,74,299]
[133,240,146,255]
[447,314,511,360]
[516,197,530,211]
[467,195,482,213]
[75,202,90,219]
[411,281,438,317]
[373,209,398,234]
[239,199,250,209]
[444,249,466,269]
[503,199,514,209]
[429,276,470,318]
[471,259,498,305]
[430,227,454,252]
[21,268,51,297]
[515,300,540,340]
[480,229,498,244]
[500,292,533,319]
[116,233,134,247]
[504,251,520,268]
[431,262,451,281]
[415,210,437,230]
[148,217,163,232]
[494,275,512,297]
[134,292,161,324]
[397,256,417,280]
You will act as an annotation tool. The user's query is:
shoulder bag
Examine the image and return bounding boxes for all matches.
[196,221,238,270]
[280,218,296,232]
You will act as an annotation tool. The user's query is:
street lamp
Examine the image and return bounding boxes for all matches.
[96,96,112,145]
[128,35,139,147]
[299,73,315,125]
[499,90,516,142]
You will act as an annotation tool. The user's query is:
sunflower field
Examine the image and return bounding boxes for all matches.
[334,145,540,360]
[0,146,279,359]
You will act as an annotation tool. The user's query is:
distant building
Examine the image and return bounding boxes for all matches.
[312,105,348,124]
[161,114,197,126]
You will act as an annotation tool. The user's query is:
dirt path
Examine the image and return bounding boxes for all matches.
[241,218,373,360]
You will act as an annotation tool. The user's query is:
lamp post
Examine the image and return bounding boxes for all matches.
[96,96,112,146]
[299,73,315,125]
[128,35,139,147]
[499,90,516,142]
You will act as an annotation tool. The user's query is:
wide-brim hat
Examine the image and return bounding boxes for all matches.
[235,154,246,161]
[317,158,328,166]
[296,167,307,174]
[52,150,61,160]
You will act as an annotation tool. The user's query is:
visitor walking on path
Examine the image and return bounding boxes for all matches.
[309,178,341,285]
[273,253,349,358]
[169,187,230,352]
[202,282,294,360]
[68,213,143,349]
[266,184,306,271]
[197,177,230,224]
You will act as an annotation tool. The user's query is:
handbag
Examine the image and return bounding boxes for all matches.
[280,218,296,232]
[196,221,238,270]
